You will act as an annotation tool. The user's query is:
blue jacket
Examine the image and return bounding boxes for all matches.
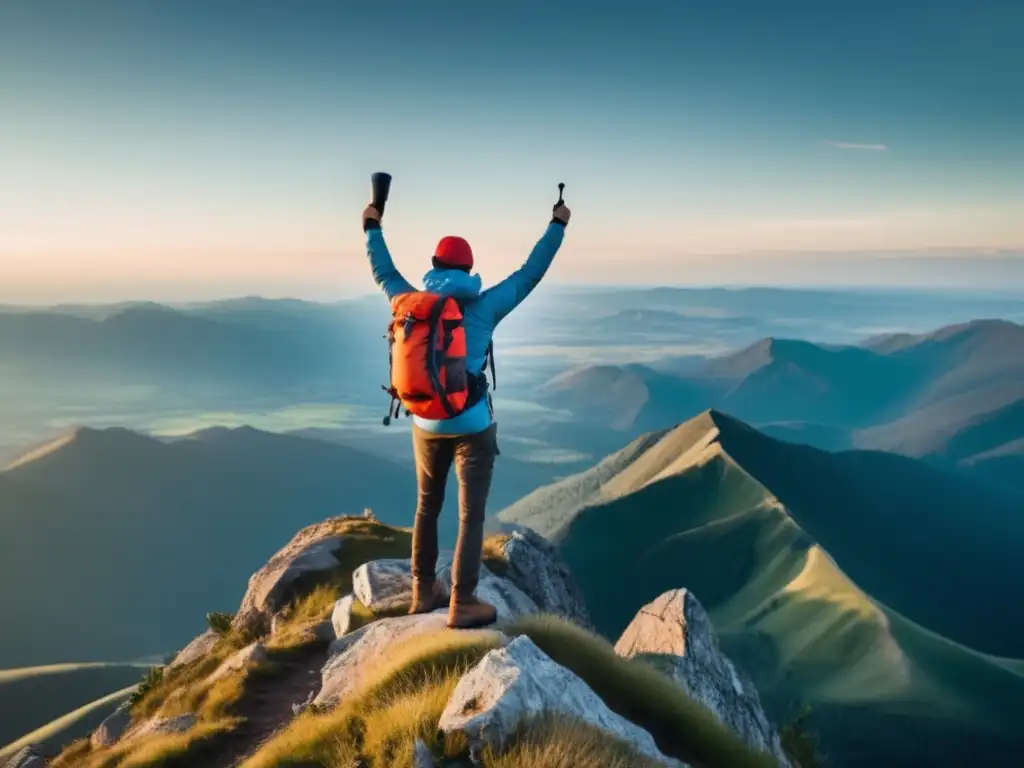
[367,222,566,435]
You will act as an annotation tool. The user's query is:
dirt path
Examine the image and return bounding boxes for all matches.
[210,643,331,768]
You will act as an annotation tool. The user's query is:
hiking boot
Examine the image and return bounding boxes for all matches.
[447,594,498,629]
[409,578,447,615]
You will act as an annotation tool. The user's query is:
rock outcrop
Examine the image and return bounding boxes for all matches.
[52,517,793,768]
[436,562,539,620]
[439,635,685,767]
[167,628,219,671]
[497,525,594,629]
[207,642,268,684]
[332,594,357,637]
[317,612,499,708]
[352,556,539,622]
[615,590,791,767]
[233,519,353,634]
[90,700,133,748]
[129,714,197,740]
[353,558,447,613]
[3,746,44,768]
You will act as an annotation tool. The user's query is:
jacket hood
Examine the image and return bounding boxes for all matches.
[422,267,482,301]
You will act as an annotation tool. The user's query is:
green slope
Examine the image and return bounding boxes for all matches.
[499,410,1024,765]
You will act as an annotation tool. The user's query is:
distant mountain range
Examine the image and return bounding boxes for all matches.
[0,425,419,668]
[0,297,388,398]
[539,319,1024,495]
[500,409,1024,767]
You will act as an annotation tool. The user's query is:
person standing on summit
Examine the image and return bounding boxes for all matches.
[362,188,570,628]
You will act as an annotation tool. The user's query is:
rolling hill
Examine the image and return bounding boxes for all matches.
[499,410,1024,766]
[0,426,421,669]
[538,319,1024,494]
[536,364,715,432]
[0,300,385,398]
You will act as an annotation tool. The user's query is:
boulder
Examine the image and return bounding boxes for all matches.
[496,525,594,629]
[130,714,196,740]
[439,635,684,768]
[615,590,791,767]
[351,556,456,614]
[207,642,268,684]
[3,746,44,768]
[233,517,358,634]
[353,559,419,613]
[316,612,498,708]
[436,563,539,621]
[332,594,356,638]
[167,629,219,671]
[90,700,133,748]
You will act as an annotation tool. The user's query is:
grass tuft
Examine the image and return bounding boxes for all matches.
[242,629,500,768]
[49,739,91,767]
[207,611,235,636]
[508,613,781,768]
[485,716,666,768]
[481,533,512,579]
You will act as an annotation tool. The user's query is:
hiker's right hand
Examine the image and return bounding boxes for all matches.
[363,205,381,223]
[553,204,571,224]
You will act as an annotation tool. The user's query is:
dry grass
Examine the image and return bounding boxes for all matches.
[242,630,500,768]
[485,716,666,768]
[266,521,413,652]
[73,719,242,768]
[508,614,781,768]
[50,518,418,768]
[50,739,91,767]
[131,630,252,719]
[481,533,512,579]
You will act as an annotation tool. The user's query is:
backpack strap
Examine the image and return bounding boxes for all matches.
[381,325,399,426]
[426,296,459,419]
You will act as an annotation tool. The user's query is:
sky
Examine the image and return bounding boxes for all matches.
[1,0,1023,302]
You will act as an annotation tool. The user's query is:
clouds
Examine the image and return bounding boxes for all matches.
[825,140,889,151]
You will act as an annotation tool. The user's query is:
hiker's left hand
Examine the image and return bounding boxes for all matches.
[363,205,382,223]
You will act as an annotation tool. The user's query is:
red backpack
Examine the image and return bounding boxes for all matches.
[381,292,495,425]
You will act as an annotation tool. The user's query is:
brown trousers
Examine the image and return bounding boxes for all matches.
[411,423,498,600]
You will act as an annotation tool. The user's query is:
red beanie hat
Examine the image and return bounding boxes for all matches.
[434,236,474,270]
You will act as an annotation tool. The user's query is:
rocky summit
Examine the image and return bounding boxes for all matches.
[25,515,795,768]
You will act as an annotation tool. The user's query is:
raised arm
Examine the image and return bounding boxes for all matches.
[363,206,415,300]
[478,206,570,324]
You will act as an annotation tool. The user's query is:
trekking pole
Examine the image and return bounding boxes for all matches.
[555,182,565,211]
[371,172,392,215]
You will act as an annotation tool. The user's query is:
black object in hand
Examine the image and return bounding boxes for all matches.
[554,182,565,212]
[371,172,392,215]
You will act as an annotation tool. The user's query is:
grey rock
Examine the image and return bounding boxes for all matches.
[207,642,268,684]
[233,517,358,634]
[352,559,417,613]
[352,556,455,614]
[130,713,196,740]
[497,525,594,628]
[316,611,500,708]
[4,746,44,768]
[167,628,219,671]
[413,738,437,768]
[436,563,539,621]
[616,589,791,767]
[90,699,133,748]
[439,635,684,767]
[292,689,317,717]
[332,594,356,638]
